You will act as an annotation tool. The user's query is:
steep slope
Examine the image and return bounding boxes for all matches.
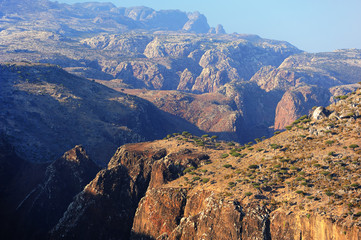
[0,62,202,163]
[50,142,210,239]
[1,145,99,240]
[50,87,361,239]
[0,136,48,239]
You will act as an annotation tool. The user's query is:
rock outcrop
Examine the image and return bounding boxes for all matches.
[274,86,330,129]
[51,143,210,239]
[271,210,361,240]
[12,146,99,240]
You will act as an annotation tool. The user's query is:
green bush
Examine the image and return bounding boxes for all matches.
[228,182,236,187]
[285,125,292,130]
[295,190,304,195]
[223,164,232,168]
[349,144,359,150]
[230,152,241,157]
[325,191,334,197]
[221,153,229,158]
[202,178,210,183]
[270,143,281,149]
[248,164,258,169]
[325,140,335,145]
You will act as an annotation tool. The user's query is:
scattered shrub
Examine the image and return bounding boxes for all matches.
[245,192,253,197]
[192,176,201,181]
[221,153,229,158]
[325,140,335,145]
[228,182,236,187]
[202,178,210,183]
[248,164,258,169]
[349,144,359,150]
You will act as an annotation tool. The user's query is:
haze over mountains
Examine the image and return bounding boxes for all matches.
[0,0,361,239]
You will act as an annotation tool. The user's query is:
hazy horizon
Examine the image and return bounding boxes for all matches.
[56,0,361,53]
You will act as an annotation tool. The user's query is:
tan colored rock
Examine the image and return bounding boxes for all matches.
[271,209,361,240]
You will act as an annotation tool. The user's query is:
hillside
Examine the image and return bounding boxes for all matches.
[48,87,361,239]
[0,62,202,164]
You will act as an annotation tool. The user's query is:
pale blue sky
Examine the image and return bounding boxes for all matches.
[58,0,361,53]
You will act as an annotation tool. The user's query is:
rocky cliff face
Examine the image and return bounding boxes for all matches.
[274,85,331,129]
[271,209,361,240]
[50,142,210,239]
[0,136,48,239]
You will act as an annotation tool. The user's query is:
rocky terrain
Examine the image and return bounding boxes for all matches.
[0,0,214,36]
[47,87,360,239]
[0,62,202,164]
[1,0,361,146]
[1,2,361,238]
[1,88,360,238]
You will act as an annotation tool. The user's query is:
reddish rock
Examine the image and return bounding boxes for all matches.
[274,86,330,129]
[131,188,187,239]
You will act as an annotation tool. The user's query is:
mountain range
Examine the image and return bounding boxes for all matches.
[0,0,361,239]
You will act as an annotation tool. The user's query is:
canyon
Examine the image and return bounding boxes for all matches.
[0,0,361,239]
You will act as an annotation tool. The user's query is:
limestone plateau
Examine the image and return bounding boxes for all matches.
[1,0,361,239]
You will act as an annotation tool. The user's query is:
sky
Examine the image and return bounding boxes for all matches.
[58,0,361,53]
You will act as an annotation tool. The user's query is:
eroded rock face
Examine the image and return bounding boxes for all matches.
[274,86,330,129]
[168,192,245,240]
[132,189,274,240]
[182,11,210,33]
[50,144,210,240]
[131,188,187,239]
[311,106,330,120]
[270,209,361,240]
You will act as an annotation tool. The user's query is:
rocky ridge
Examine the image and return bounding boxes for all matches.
[0,0,215,36]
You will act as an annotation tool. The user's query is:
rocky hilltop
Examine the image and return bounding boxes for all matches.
[48,87,361,239]
[0,0,214,36]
